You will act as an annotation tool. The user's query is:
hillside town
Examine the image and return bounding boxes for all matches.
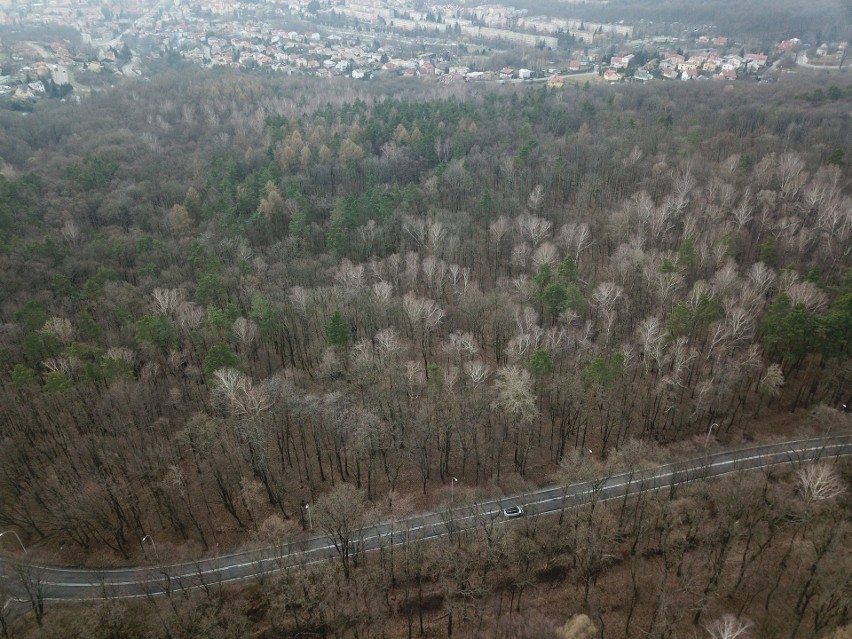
[0,0,846,105]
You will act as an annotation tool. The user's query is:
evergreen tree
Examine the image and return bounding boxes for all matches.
[326,310,350,348]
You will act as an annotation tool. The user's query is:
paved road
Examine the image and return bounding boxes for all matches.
[1,435,850,610]
[797,51,842,70]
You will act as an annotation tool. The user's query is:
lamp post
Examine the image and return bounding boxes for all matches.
[0,531,26,554]
[142,534,159,561]
[705,422,719,447]
[451,477,458,503]
[304,504,313,532]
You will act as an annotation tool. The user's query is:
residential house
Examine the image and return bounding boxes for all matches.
[706,53,722,65]
[712,36,728,46]
[744,53,767,66]
[567,59,582,72]
[546,74,564,88]
[634,68,652,81]
[680,68,698,80]
[610,55,627,69]
[518,68,533,79]
[721,56,743,71]
[438,72,464,84]
[661,66,677,80]
[603,67,621,82]
[499,66,514,79]
[776,38,800,51]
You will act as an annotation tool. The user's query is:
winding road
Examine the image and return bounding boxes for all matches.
[796,51,843,70]
[1,435,850,613]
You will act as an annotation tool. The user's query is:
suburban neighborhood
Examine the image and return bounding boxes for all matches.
[0,0,847,105]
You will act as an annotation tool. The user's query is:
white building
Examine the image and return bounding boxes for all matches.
[52,65,70,85]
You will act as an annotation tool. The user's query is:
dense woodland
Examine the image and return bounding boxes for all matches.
[0,69,850,636]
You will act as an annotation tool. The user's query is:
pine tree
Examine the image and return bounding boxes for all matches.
[326,310,350,348]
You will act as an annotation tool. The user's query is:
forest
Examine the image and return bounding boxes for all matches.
[0,69,850,637]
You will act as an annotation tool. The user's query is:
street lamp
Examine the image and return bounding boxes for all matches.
[451,477,458,503]
[0,531,26,554]
[142,534,159,561]
[304,504,313,532]
[705,422,719,447]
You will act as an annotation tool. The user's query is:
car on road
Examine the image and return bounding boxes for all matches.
[502,505,524,518]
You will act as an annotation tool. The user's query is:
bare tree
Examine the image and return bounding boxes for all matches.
[372,281,393,305]
[532,242,559,270]
[732,188,753,230]
[15,564,47,627]
[777,152,806,200]
[493,365,538,474]
[375,327,402,357]
[151,288,185,317]
[232,317,258,348]
[403,216,446,253]
[59,219,82,246]
[464,360,490,388]
[724,307,754,348]
[592,282,625,346]
[527,184,545,212]
[314,483,369,579]
[39,316,76,344]
[516,213,553,246]
[704,614,752,639]
[559,222,593,264]
[746,262,775,296]
[175,301,206,331]
[785,281,829,314]
[489,216,511,247]
[758,364,784,399]
[796,464,845,503]
[637,316,665,373]
[402,293,445,376]
[211,368,272,418]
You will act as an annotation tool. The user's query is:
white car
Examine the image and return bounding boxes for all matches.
[502,505,524,518]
